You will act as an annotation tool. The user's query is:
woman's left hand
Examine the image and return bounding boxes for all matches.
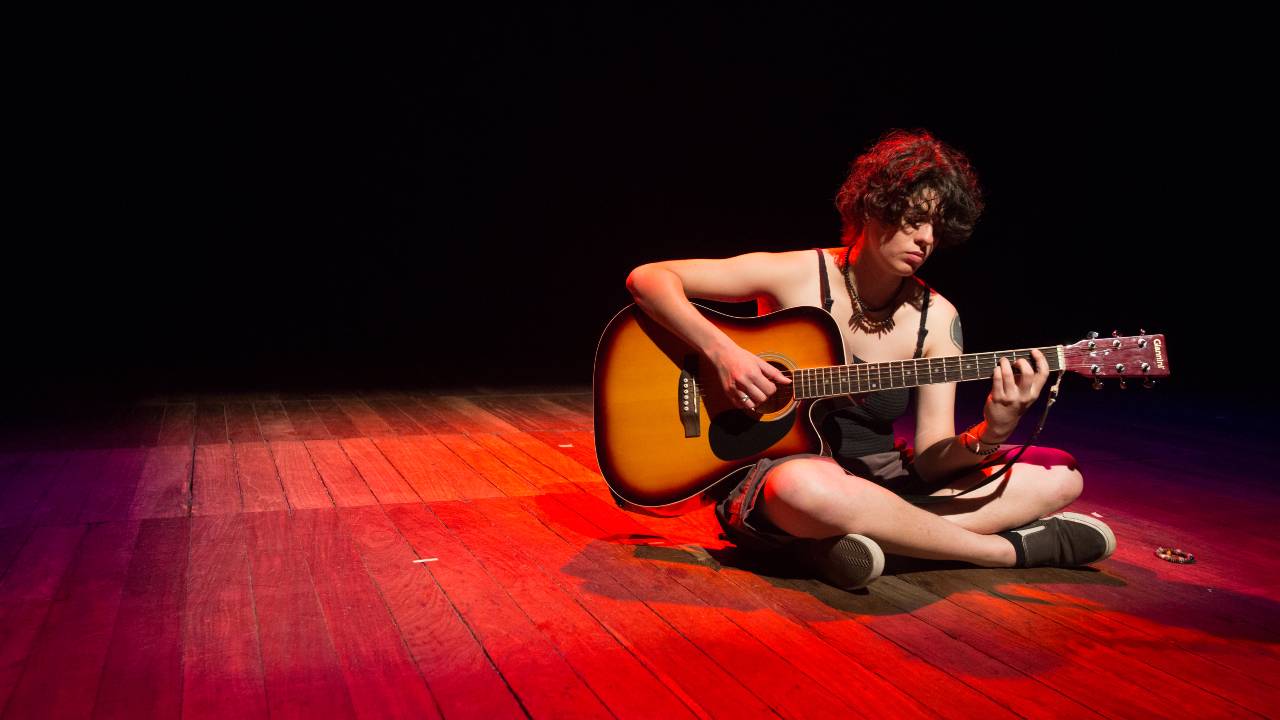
[983,348,1049,439]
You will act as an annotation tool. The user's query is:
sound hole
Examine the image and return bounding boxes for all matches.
[756,360,794,415]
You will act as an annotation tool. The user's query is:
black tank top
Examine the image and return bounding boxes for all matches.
[813,248,930,460]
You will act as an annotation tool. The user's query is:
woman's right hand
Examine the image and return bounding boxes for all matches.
[706,342,792,410]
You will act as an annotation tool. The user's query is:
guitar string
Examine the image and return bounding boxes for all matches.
[776,350,1143,378]
[776,355,1150,398]
[699,348,1155,399]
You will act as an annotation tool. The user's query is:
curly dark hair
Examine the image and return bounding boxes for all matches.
[835,129,984,247]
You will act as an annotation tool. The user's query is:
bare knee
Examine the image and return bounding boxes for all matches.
[1026,465,1083,513]
[761,460,875,537]
[1053,467,1084,508]
[1013,446,1083,510]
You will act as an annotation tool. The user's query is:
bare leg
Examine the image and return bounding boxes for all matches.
[917,446,1083,535]
[759,457,1018,567]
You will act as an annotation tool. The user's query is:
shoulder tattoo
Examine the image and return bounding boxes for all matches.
[950,315,963,351]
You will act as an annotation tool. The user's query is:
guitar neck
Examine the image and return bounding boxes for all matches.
[790,346,1064,400]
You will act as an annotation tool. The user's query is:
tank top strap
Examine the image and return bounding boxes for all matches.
[815,248,834,312]
[913,279,931,359]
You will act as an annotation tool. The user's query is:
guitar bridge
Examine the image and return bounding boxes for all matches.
[679,356,700,437]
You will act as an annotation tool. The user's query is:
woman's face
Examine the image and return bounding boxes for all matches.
[866,189,940,275]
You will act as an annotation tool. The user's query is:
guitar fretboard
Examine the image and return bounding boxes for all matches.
[789,347,1063,400]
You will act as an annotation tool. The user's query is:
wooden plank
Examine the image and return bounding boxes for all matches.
[331,396,397,437]
[435,433,541,496]
[376,394,457,434]
[157,403,196,447]
[194,404,228,446]
[93,517,189,719]
[269,440,334,509]
[1096,504,1280,613]
[182,514,269,719]
[253,401,298,442]
[497,431,604,487]
[246,510,357,720]
[30,449,108,527]
[419,396,521,434]
[1008,557,1280,685]
[225,402,263,444]
[473,497,780,718]
[530,429,601,473]
[1051,502,1280,674]
[375,436,504,501]
[0,525,87,710]
[0,526,32,585]
[79,448,148,525]
[546,393,595,424]
[917,568,1280,718]
[530,395,594,430]
[646,549,946,720]
[514,495,864,719]
[281,401,331,441]
[0,453,66,529]
[464,396,563,432]
[538,492,1049,720]
[304,440,378,507]
[129,446,193,520]
[385,503,612,719]
[4,521,139,719]
[337,438,420,505]
[232,442,289,513]
[308,398,361,440]
[658,514,1019,720]
[875,573,1225,719]
[191,443,240,516]
[290,508,441,719]
[370,436,459,501]
[359,395,427,436]
[337,505,525,720]
[469,433,579,491]
[432,499,705,719]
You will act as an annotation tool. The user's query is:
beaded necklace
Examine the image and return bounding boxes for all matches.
[842,244,903,334]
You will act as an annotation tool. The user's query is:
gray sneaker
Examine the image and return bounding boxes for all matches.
[999,512,1117,568]
[799,533,885,590]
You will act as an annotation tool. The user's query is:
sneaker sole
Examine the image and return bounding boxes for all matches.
[1055,512,1117,562]
[820,534,885,590]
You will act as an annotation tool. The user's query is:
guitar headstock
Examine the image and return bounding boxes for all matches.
[1061,330,1170,389]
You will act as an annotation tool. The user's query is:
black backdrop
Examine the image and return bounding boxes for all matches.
[7,6,1269,412]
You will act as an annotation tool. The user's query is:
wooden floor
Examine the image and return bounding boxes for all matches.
[0,388,1276,719]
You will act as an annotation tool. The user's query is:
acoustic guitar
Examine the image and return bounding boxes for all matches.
[593,303,1170,516]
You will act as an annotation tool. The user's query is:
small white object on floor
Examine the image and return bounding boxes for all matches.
[413,558,439,563]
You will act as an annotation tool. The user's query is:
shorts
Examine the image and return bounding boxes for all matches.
[714,448,940,555]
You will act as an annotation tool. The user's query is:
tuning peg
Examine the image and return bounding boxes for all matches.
[1117,377,1127,390]
[1087,331,1099,340]
[1112,330,1119,337]
[1139,328,1146,336]
[1092,378,1104,390]
[1143,377,1155,389]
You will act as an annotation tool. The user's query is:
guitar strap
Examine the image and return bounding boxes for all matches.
[900,368,1067,506]
[815,248,834,312]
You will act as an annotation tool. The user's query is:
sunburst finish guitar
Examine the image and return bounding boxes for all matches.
[593,303,1170,516]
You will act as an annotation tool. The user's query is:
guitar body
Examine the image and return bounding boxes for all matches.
[594,303,846,516]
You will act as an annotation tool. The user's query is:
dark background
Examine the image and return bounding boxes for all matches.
[7,6,1269,417]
